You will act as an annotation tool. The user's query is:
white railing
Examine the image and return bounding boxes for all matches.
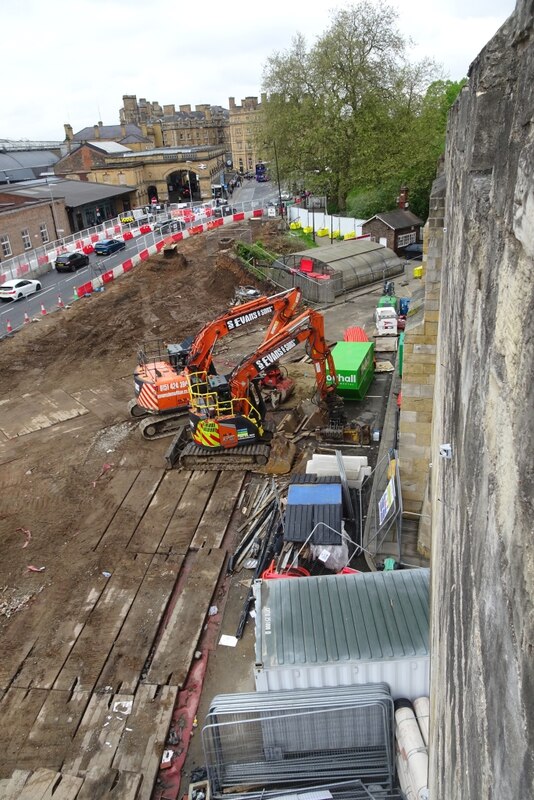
[0,198,261,284]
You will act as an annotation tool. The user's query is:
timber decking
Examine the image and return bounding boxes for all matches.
[0,466,239,799]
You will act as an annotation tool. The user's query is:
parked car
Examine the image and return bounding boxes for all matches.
[94,239,127,256]
[55,252,90,273]
[402,243,423,260]
[0,278,42,301]
[214,205,237,218]
[153,219,186,235]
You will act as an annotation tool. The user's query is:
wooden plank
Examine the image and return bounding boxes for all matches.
[96,554,184,694]
[147,548,226,686]
[0,390,88,439]
[157,470,218,555]
[127,470,191,554]
[191,471,245,550]
[13,561,107,690]
[96,470,164,552]
[74,468,140,552]
[112,684,178,800]
[0,770,32,798]
[76,768,142,800]
[38,770,84,800]
[7,768,83,800]
[0,688,48,777]
[53,554,152,693]
[16,691,90,772]
[62,693,135,776]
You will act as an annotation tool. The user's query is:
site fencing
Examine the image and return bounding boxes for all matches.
[0,198,262,285]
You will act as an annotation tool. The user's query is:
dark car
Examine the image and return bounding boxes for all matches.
[153,219,186,235]
[214,205,237,218]
[55,252,90,273]
[402,243,423,260]
[94,239,127,256]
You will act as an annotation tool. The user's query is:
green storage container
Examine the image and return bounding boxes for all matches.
[326,341,375,400]
[398,332,405,376]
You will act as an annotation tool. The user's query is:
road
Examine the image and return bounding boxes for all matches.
[0,236,147,331]
[0,186,280,333]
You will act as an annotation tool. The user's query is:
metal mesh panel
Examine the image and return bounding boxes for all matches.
[216,779,405,800]
[203,703,394,793]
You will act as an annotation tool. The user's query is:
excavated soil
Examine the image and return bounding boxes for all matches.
[0,221,300,627]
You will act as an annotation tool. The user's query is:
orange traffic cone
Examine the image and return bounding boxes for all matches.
[57,295,65,309]
[24,311,31,324]
[40,304,47,316]
[6,319,13,335]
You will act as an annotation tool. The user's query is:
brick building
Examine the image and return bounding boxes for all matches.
[362,209,424,256]
[55,142,132,182]
[0,192,69,261]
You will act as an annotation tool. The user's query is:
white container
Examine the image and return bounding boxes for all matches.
[254,569,430,700]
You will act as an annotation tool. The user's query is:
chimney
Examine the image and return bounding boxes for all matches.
[179,104,191,113]
[398,186,409,209]
[64,123,73,141]
[94,125,100,139]
[121,124,127,138]
[228,97,236,110]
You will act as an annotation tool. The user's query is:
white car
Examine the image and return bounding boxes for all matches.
[0,278,42,302]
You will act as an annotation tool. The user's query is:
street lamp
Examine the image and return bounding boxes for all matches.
[40,172,62,241]
[185,161,194,204]
[271,140,283,217]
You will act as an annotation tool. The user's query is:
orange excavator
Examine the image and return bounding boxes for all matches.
[178,308,344,469]
[130,287,302,439]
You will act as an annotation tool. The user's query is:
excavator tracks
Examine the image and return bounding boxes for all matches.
[179,442,271,471]
[138,411,190,440]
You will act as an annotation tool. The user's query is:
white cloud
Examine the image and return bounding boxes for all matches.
[0,0,516,140]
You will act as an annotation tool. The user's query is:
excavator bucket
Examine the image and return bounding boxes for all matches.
[260,433,296,475]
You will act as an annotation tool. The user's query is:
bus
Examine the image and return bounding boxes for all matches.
[255,163,268,182]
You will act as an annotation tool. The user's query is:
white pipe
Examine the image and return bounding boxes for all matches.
[413,696,430,747]
[396,706,429,800]
[396,746,417,799]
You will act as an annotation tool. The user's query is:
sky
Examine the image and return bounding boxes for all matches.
[1,0,516,141]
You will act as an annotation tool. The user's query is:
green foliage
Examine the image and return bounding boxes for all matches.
[260,3,465,218]
[288,229,318,248]
[235,241,278,264]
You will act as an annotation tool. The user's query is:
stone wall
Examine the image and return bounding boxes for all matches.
[429,1,534,797]
[397,185,444,531]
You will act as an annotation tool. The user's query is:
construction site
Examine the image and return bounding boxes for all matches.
[0,218,427,800]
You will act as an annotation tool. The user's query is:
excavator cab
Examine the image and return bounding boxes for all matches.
[187,371,268,450]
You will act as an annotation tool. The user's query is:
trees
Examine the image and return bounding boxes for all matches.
[260,2,461,218]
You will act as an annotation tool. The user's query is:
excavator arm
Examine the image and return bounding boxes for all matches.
[228,308,339,406]
[186,287,302,371]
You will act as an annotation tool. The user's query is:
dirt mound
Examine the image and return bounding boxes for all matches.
[0,226,286,397]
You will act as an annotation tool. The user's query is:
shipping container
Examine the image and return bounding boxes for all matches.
[254,568,429,700]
